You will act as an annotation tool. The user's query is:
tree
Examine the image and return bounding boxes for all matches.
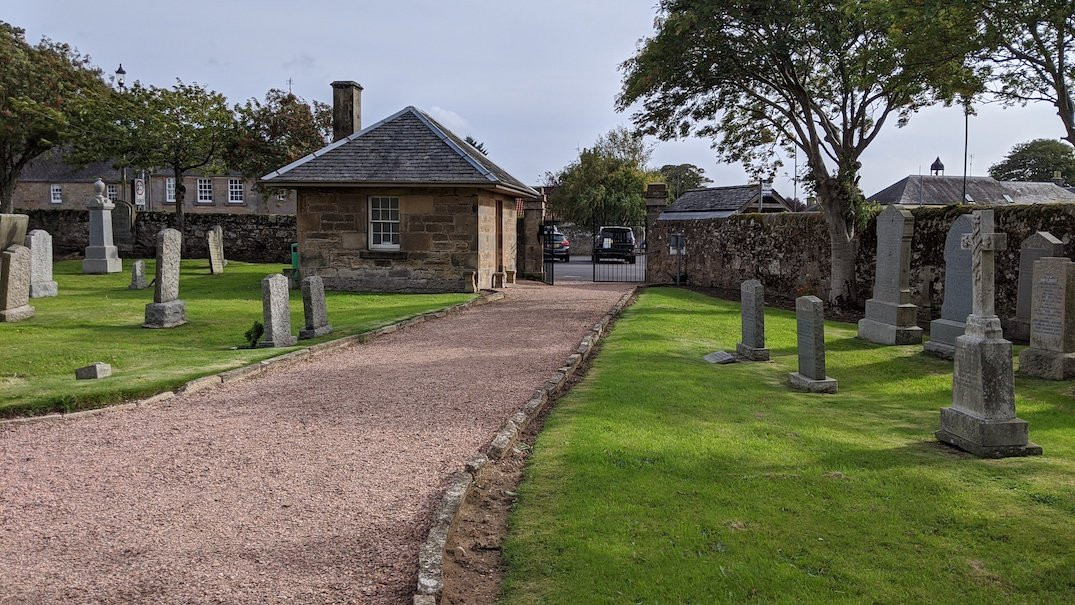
[546,127,660,226]
[659,163,712,201]
[229,89,331,198]
[617,0,979,304]
[989,138,1075,183]
[464,135,488,156]
[72,81,235,243]
[0,21,107,213]
[978,1,1075,146]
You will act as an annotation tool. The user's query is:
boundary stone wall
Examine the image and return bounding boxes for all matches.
[18,208,295,264]
[648,204,1075,320]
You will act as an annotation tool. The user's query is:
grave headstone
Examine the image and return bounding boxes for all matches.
[0,213,28,250]
[1018,257,1075,379]
[111,199,135,254]
[924,214,974,359]
[788,295,838,393]
[83,179,122,274]
[75,362,112,380]
[937,210,1040,458]
[299,275,332,339]
[208,224,225,274]
[736,279,770,361]
[704,351,737,364]
[260,273,296,347]
[0,244,34,322]
[1007,232,1064,342]
[129,260,148,290]
[858,205,922,345]
[25,230,58,298]
[143,229,186,328]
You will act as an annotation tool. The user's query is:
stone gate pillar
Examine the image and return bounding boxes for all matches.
[521,196,546,280]
[644,183,668,284]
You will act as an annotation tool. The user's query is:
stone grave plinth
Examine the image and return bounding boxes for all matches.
[858,205,922,345]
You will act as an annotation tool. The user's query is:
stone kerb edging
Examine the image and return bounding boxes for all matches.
[412,287,639,605]
[1,290,506,427]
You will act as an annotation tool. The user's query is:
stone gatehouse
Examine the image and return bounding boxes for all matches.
[262,81,537,293]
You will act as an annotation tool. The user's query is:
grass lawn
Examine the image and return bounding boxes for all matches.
[501,288,1075,604]
[0,259,472,417]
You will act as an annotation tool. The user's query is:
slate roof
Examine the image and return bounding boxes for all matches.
[19,147,237,182]
[261,106,539,199]
[659,184,791,220]
[868,175,1075,205]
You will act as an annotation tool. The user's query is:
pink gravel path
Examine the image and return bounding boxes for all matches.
[0,281,631,605]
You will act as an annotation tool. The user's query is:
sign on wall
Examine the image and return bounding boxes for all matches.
[134,178,146,207]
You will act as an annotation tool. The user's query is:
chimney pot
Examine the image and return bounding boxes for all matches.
[331,80,363,142]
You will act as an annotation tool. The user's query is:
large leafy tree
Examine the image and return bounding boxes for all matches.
[229,89,331,192]
[72,81,235,243]
[545,127,660,227]
[0,21,107,213]
[659,163,712,202]
[979,1,1075,146]
[618,0,978,304]
[988,138,1075,183]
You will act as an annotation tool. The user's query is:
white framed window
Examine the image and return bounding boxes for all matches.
[165,177,176,203]
[276,189,289,201]
[106,184,118,201]
[196,178,213,204]
[228,178,244,203]
[49,184,63,204]
[369,197,401,250]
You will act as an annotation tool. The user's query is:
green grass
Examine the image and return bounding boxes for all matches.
[501,288,1075,604]
[0,259,472,416]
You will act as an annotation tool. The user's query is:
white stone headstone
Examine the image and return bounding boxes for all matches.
[25,229,57,298]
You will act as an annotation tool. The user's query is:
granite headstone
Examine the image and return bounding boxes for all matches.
[788,295,837,393]
[299,275,332,339]
[937,210,1040,458]
[924,214,974,359]
[25,230,58,298]
[736,279,770,361]
[858,205,922,344]
[0,244,34,322]
[143,229,186,328]
[1018,257,1075,379]
[260,273,296,347]
[129,259,148,290]
[208,225,225,275]
[1007,232,1064,342]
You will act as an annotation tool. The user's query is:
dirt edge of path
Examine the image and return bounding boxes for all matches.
[430,291,637,605]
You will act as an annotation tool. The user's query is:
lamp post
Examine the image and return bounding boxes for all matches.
[114,64,128,202]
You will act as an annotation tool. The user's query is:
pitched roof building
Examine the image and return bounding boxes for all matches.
[263,81,537,293]
[867,175,1075,206]
[658,183,792,221]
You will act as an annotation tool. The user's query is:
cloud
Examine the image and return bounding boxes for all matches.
[282,53,316,72]
[427,106,471,136]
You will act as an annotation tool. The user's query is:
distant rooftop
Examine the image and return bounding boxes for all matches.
[659,184,791,220]
[868,175,1075,205]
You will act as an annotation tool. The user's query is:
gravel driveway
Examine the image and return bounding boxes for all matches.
[0,281,631,604]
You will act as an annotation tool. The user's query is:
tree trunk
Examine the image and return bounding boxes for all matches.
[0,177,15,215]
[173,169,187,255]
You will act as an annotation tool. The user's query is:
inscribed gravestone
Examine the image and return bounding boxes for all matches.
[937,209,1040,458]
[736,279,770,361]
[0,213,28,250]
[129,259,148,290]
[83,179,122,274]
[208,225,225,274]
[25,230,58,298]
[788,295,837,393]
[299,275,332,339]
[143,229,186,328]
[924,214,974,359]
[858,205,922,345]
[0,245,34,322]
[1007,232,1064,342]
[1018,257,1075,379]
[260,273,296,347]
[111,200,135,254]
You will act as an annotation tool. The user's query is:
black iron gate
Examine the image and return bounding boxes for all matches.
[541,221,557,285]
[592,220,647,283]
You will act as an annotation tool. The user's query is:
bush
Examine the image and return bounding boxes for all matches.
[243,321,264,349]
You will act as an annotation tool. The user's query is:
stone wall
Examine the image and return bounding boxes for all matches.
[18,207,295,263]
[296,187,518,293]
[648,204,1075,320]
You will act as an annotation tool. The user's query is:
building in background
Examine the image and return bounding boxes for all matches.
[658,182,793,221]
[867,174,1075,206]
[14,147,295,215]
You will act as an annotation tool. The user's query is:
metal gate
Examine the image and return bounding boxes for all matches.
[541,221,557,285]
[592,220,647,282]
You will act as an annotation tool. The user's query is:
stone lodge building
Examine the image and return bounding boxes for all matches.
[658,183,793,221]
[261,81,539,293]
[14,147,295,215]
[867,174,1075,206]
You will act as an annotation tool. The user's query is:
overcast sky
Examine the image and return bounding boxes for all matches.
[7,1,1067,197]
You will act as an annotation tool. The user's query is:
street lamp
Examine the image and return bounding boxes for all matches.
[115,63,126,89]
[114,63,127,201]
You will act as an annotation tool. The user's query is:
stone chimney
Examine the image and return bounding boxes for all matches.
[331,81,363,142]
[1052,170,1066,186]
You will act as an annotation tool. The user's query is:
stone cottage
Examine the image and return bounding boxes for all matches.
[261,81,538,292]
